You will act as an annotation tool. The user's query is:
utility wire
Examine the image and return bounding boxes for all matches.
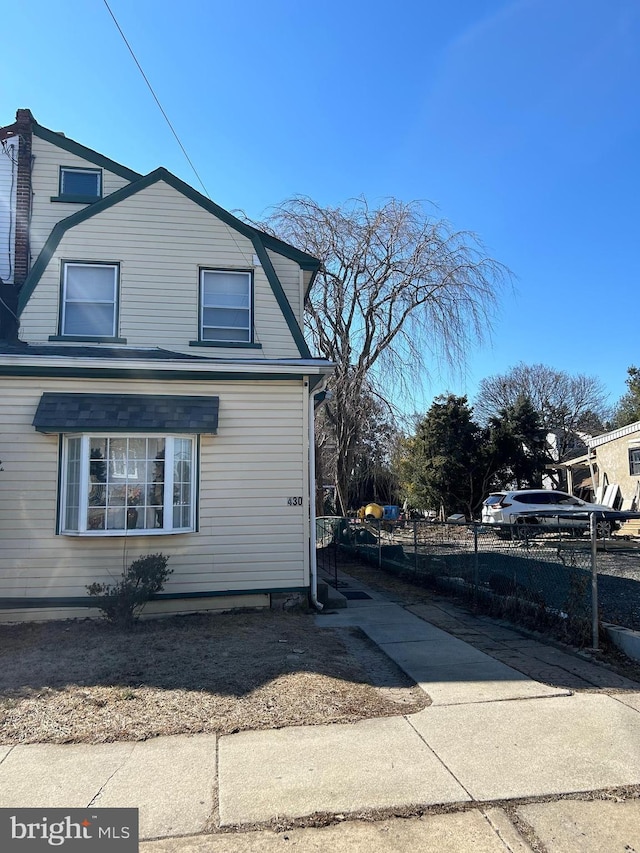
[103,0,211,199]
[101,1,262,313]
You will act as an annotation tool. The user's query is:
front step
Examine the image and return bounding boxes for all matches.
[316,580,348,609]
[615,519,640,538]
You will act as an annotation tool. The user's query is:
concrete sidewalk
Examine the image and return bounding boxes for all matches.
[141,802,640,851]
[1,568,640,850]
[216,569,640,826]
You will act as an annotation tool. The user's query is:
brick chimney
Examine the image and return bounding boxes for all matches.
[13,108,34,288]
[0,109,33,341]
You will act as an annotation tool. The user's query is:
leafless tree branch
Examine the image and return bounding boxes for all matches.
[252,195,510,513]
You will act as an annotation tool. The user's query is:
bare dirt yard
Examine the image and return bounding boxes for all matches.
[0,609,428,745]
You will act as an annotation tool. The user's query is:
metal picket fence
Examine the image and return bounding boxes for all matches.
[317,514,640,649]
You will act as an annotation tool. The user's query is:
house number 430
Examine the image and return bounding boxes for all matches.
[287,497,303,506]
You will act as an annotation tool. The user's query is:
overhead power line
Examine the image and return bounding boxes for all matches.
[103,0,211,199]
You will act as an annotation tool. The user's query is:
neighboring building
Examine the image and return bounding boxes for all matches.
[555,421,640,526]
[587,422,640,510]
[542,428,590,492]
[0,109,333,622]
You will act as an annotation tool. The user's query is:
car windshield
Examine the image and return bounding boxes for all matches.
[484,495,504,506]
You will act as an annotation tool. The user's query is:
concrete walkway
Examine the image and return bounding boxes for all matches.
[1,569,640,851]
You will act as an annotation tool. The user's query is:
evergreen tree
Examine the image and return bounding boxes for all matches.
[399,395,485,518]
[612,366,640,428]
[474,363,608,461]
[398,394,550,520]
[487,395,549,489]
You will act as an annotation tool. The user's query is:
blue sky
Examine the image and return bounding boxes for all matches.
[3,0,639,414]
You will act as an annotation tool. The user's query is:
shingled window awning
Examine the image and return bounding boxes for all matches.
[33,393,219,434]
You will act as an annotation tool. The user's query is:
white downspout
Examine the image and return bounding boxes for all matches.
[308,377,330,611]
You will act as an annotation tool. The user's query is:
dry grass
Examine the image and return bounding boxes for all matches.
[0,609,427,745]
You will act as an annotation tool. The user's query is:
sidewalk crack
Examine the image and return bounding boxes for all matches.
[500,804,550,853]
[404,714,475,801]
[0,745,16,765]
[86,743,137,807]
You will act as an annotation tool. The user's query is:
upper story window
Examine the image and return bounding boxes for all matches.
[54,167,102,202]
[61,262,119,338]
[200,269,252,343]
[630,448,640,476]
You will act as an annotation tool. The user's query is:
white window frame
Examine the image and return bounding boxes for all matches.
[200,269,252,343]
[630,448,640,476]
[61,262,118,338]
[60,434,197,536]
[60,167,102,199]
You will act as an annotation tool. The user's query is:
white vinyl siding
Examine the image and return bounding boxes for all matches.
[29,136,132,259]
[20,180,301,358]
[267,249,303,327]
[0,376,308,612]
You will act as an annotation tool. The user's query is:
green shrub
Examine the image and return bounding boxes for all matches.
[87,553,171,629]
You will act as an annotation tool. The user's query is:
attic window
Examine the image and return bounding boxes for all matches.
[55,167,102,202]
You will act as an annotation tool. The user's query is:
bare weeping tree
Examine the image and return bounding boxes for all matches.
[474,363,610,465]
[256,196,508,514]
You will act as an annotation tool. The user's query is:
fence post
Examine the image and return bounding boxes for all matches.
[473,522,479,593]
[378,519,382,568]
[590,511,599,651]
[413,519,418,574]
[334,519,339,590]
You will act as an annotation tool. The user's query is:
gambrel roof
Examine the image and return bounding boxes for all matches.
[18,166,320,359]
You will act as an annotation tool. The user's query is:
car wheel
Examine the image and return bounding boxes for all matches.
[513,517,535,539]
[596,520,612,539]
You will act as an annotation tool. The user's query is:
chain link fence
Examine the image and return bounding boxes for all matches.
[317,514,640,648]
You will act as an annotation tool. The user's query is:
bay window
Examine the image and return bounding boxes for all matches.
[60,434,196,535]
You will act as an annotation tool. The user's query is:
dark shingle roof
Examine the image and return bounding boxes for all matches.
[33,393,219,433]
[0,343,210,361]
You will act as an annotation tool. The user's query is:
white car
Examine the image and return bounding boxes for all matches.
[481,489,618,535]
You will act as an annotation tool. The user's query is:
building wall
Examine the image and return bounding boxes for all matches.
[0,375,310,614]
[595,430,640,504]
[24,137,304,332]
[29,135,132,260]
[267,248,303,327]
[19,180,302,358]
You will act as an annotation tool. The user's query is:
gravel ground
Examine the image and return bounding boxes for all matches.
[595,540,640,580]
[377,526,640,630]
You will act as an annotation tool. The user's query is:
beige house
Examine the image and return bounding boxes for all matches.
[587,422,640,510]
[556,421,640,535]
[0,109,333,622]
